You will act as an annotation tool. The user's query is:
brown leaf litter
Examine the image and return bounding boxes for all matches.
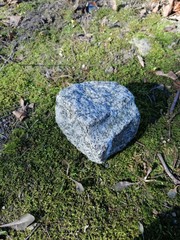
[12,97,35,121]
[150,0,180,17]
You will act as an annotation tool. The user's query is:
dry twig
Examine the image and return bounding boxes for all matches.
[157,153,180,185]
[169,90,180,115]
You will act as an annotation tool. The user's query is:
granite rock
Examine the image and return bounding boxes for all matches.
[55,81,140,164]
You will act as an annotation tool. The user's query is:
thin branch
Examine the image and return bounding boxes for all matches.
[172,146,179,169]
[144,167,152,181]
[169,90,180,115]
[173,158,180,169]
[169,110,180,122]
[168,109,180,140]
[157,153,180,185]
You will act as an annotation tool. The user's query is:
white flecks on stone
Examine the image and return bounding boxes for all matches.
[55,81,140,164]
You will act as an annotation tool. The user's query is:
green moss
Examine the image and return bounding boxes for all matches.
[0,1,180,239]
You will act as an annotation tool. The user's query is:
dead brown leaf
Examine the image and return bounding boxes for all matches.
[12,110,26,121]
[155,70,178,80]
[2,15,22,27]
[173,0,180,13]
[152,2,160,13]
[28,103,35,109]
[9,15,22,27]
[162,0,175,17]
[164,25,177,32]
[167,71,178,81]
[12,97,35,121]
[19,97,26,110]
[150,0,180,17]
[173,80,180,90]
[4,0,21,5]
[155,69,180,91]
[155,70,166,76]
[149,1,158,11]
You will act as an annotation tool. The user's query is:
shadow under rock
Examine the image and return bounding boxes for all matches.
[134,206,180,240]
[126,82,170,140]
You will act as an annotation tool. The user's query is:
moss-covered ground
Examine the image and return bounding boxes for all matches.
[0,0,180,239]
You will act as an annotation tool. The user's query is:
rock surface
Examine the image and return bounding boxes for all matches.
[55,81,140,163]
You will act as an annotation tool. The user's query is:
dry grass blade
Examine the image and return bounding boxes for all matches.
[137,55,145,67]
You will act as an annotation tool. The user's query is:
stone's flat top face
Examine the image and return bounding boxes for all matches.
[56,81,133,126]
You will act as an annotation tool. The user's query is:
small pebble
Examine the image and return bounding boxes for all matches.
[172,212,176,217]
[105,66,114,74]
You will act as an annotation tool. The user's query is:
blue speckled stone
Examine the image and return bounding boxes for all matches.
[55,81,140,163]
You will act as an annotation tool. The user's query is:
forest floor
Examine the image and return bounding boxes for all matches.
[0,0,180,239]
